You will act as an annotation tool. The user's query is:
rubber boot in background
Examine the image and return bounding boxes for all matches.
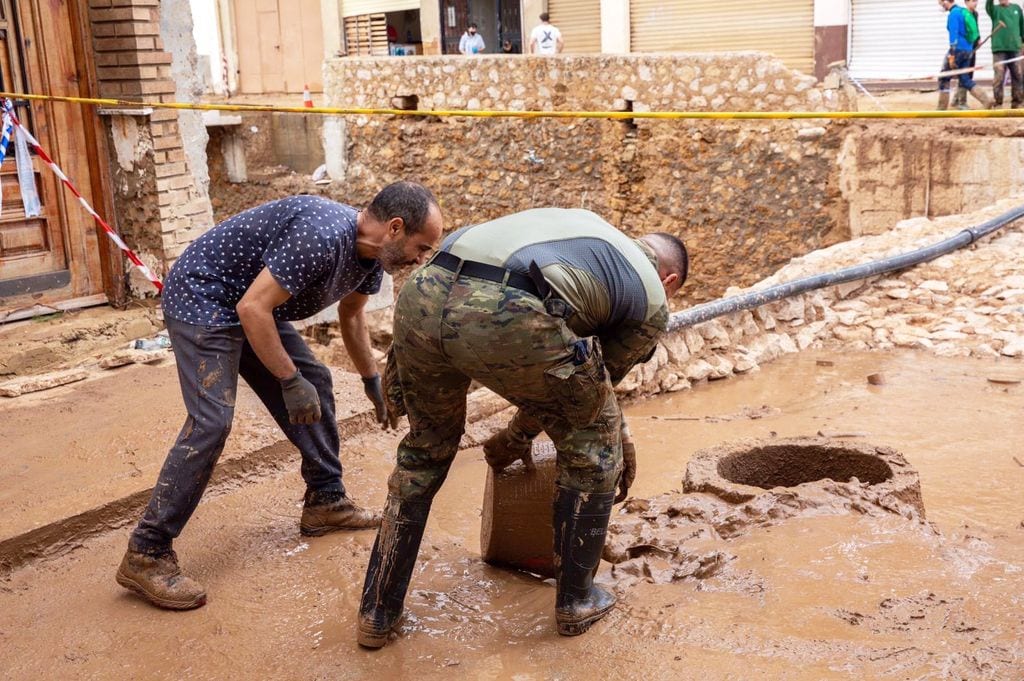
[952,85,969,110]
[937,90,951,111]
[969,87,995,109]
[357,495,431,648]
[553,486,617,636]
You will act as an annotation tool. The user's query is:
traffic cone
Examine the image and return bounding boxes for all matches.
[302,84,313,108]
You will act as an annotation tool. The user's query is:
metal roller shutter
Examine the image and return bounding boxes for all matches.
[850,0,994,81]
[342,0,419,18]
[629,1,814,74]
[549,0,601,53]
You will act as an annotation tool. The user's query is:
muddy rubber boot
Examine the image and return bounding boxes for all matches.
[952,87,969,110]
[969,87,995,109]
[115,548,207,610]
[553,486,617,636]
[937,91,951,111]
[300,490,381,536]
[357,495,431,648]
[482,427,535,473]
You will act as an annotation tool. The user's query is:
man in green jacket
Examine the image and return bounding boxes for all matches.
[986,0,1024,107]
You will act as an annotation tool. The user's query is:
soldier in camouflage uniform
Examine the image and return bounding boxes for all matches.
[358,208,688,648]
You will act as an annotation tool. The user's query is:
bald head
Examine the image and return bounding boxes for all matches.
[639,232,688,297]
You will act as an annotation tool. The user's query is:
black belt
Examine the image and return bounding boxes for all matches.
[432,250,540,298]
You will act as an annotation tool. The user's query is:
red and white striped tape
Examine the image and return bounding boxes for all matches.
[2,99,163,292]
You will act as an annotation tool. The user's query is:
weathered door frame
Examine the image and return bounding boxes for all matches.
[0,0,122,318]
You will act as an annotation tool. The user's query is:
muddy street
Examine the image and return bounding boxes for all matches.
[2,350,1022,679]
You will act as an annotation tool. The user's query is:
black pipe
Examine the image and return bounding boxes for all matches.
[668,203,1024,331]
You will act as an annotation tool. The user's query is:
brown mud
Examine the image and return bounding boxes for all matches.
[1,349,1022,679]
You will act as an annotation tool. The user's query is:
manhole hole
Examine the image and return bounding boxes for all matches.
[682,436,924,517]
[718,442,893,489]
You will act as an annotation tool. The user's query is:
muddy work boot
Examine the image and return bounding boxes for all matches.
[115,548,207,610]
[482,427,536,473]
[553,486,617,636]
[969,87,995,109]
[300,490,381,536]
[357,495,431,649]
[952,87,969,110]
[937,90,951,111]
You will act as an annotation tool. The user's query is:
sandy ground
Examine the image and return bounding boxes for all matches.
[0,361,370,545]
[1,349,1022,679]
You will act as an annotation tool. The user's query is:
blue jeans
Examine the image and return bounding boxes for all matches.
[130,316,344,553]
[938,49,976,92]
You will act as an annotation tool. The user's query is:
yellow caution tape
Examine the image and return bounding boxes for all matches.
[4,90,1024,120]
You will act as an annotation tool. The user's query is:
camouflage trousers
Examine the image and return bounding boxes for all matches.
[385,260,623,503]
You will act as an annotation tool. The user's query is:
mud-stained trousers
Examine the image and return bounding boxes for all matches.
[130,316,344,553]
[993,51,1024,108]
[386,261,623,506]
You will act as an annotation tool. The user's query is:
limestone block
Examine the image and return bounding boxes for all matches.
[683,359,714,382]
[754,306,776,330]
[0,369,89,397]
[642,345,668,383]
[662,333,691,365]
[683,327,705,355]
[706,354,734,379]
[833,325,873,343]
[730,352,758,374]
[696,320,730,349]
[772,297,805,322]
[999,338,1024,357]
[616,365,643,393]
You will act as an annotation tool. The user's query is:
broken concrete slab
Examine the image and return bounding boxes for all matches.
[0,369,89,397]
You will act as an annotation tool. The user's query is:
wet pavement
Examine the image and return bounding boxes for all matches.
[1,349,1022,679]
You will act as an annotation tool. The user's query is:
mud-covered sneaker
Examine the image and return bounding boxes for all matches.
[115,549,207,610]
[300,491,381,536]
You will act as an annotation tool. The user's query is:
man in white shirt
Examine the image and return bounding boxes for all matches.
[459,23,485,55]
[529,13,563,54]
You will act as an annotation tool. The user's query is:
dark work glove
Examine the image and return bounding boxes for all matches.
[363,374,398,430]
[947,52,956,69]
[280,370,321,425]
[615,440,637,503]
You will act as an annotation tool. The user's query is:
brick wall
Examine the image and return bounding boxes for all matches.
[89,0,213,294]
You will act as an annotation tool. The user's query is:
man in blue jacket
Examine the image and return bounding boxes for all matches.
[938,0,994,109]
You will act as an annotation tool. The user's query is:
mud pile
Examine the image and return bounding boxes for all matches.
[605,437,929,589]
[618,198,1024,398]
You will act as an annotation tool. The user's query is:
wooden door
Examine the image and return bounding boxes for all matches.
[0,0,106,308]
[441,0,471,54]
[234,0,324,94]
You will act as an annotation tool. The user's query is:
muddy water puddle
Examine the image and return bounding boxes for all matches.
[1,350,1022,679]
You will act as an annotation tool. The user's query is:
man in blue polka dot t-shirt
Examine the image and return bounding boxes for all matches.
[116,182,444,610]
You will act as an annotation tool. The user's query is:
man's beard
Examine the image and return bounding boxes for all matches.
[377,238,413,274]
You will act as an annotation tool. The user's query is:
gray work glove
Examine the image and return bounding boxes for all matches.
[363,374,399,430]
[615,440,637,503]
[280,370,321,425]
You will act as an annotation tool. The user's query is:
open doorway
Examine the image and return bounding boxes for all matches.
[385,9,423,56]
[440,0,521,54]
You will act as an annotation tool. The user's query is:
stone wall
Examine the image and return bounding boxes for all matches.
[840,122,1024,238]
[89,0,214,296]
[615,198,1024,399]
[323,53,852,303]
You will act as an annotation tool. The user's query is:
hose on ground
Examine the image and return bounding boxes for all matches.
[667,203,1024,331]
